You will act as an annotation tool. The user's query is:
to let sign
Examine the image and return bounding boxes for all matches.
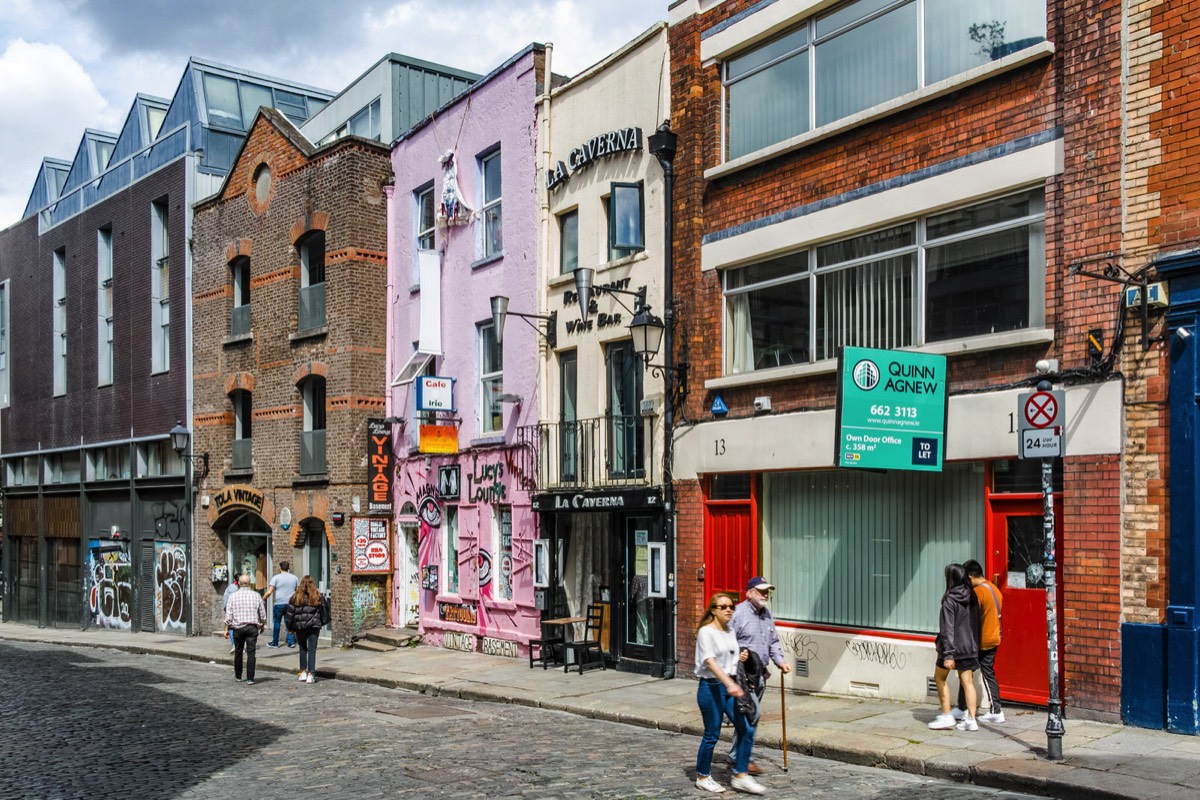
[836,346,948,472]
[1017,389,1066,459]
[366,419,392,514]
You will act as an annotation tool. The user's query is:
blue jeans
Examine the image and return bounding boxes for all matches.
[298,628,320,673]
[696,678,753,777]
[271,604,295,647]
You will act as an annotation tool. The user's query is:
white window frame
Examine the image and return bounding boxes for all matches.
[478,322,503,435]
[52,248,67,395]
[480,149,502,259]
[97,227,113,386]
[416,184,436,253]
[443,505,460,595]
[150,200,170,374]
[533,539,549,588]
[647,542,667,598]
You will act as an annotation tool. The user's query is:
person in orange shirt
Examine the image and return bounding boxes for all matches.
[956,559,1005,724]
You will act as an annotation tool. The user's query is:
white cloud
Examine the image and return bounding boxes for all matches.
[0,39,119,226]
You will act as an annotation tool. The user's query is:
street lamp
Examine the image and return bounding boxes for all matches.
[490,296,557,349]
[169,420,209,487]
[572,267,646,326]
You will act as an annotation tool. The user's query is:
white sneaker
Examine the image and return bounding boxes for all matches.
[950,707,965,720]
[955,717,979,731]
[298,671,308,682]
[696,775,726,793]
[928,714,957,730]
[980,711,1006,723]
[306,673,315,684]
[730,774,766,795]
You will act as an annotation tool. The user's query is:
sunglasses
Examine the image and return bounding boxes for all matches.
[713,604,734,610]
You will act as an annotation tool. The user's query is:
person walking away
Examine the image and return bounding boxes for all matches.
[285,575,326,684]
[263,560,300,648]
[929,563,981,731]
[955,559,1004,723]
[225,574,266,684]
[694,593,765,795]
[728,576,792,775]
[222,578,239,653]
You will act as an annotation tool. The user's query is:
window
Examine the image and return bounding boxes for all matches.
[300,377,326,475]
[349,98,382,141]
[479,322,503,435]
[45,451,81,484]
[481,150,502,258]
[559,210,578,275]
[203,73,242,128]
[6,455,39,486]
[532,540,549,588]
[723,189,1044,373]
[495,506,513,602]
[444,505,460,594]
[723,0,1046,159]
[231,389,252,470]
[150,200,170,373]
[88,445,130,481]
[137,441,183,477]
[607,183,644,261]
[416,185,436,252]
[52,248,66,395]
[560,350,578,482]
[298,230,326,330]
[202,73,321,131]
[97,228,113,385]
[606,340,644,479]
[0,280,8,407]
[146,105,166,140]
[411,349,437,446]
[230,256,251,337]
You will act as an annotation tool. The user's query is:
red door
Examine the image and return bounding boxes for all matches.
[704,484,757,602]
[988,498,1063,706]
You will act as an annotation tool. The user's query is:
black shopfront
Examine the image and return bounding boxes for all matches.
[533,487,670,676]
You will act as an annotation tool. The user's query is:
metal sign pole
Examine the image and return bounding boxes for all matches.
[1039,380,1065,760]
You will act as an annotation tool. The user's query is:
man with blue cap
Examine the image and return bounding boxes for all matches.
[729,576,792,775]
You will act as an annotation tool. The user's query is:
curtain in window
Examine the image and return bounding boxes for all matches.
[726,293,755,374]
[766,464,984,633]
[816,254,915,359]
[815,3,918,126]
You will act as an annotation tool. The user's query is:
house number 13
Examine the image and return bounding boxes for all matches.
[714,438,726,456]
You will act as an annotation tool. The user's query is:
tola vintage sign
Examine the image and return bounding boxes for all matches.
[547,127,643,191]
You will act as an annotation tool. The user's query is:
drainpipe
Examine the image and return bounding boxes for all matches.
[537,43,554,427]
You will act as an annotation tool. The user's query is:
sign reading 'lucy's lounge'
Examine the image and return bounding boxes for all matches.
[547,127,643,191]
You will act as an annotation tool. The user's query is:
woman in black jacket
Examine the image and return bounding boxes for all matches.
[928,563,981,731]
[285,575,325,684]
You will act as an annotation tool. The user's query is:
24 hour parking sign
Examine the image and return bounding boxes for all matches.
[836,346,948,472]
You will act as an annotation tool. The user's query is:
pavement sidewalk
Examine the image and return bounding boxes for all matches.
[3,622,1198,800]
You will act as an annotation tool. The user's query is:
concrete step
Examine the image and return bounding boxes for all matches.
[352,638,397,653]
[361,627,422,648]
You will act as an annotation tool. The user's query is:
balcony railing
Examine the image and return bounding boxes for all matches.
[230,304,250,337]
[231,438,252,471]
[516,414,652,491]
[300,430,326,476]
[299,283,325,331]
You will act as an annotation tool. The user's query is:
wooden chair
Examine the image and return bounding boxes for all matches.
[528,624,565,670]
[564,603,606,674]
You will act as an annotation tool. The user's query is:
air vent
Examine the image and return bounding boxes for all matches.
[795,658,809,678]
[927,677,938,696]
[849,681,880,696]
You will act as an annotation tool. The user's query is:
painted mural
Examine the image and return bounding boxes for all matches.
[352,579,387,633]
[87,540,132,630]
[394,449,536,653]
[155,541,188,633]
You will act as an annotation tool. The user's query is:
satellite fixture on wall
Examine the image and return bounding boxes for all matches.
[280,507,292,531]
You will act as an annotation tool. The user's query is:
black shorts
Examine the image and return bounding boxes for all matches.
[936,656,980,671]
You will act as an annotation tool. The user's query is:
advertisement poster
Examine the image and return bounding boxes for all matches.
[351,517,391,575]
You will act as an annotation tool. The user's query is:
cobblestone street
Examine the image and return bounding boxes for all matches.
[0,642,1043,799]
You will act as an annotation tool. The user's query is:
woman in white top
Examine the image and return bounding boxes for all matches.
[694,593,764,794]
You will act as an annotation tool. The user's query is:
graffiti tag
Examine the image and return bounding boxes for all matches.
[155,542,187,633]
[845,639,908,670]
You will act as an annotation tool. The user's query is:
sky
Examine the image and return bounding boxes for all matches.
[0,0,669,228]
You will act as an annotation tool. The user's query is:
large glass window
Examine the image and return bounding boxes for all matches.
[481,150,502,258]
[723,0,1046,159]
[349,98,382,141]
[479,322,503,435]
[607,183,644,261]
[767,464,984,632]
[722,190,1044,374]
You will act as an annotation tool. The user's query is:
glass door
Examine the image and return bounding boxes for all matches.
[227,512,271,593]
[302,520,330,632]
[622,515,657,662]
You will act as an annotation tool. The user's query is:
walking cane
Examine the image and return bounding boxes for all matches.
[780,670,789,772]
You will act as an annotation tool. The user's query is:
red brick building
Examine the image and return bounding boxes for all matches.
[667,0,1138,719]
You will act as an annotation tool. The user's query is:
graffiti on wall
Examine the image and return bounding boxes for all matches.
[845,638,909,671]
[477,549,492,587]
[481,637,519,658]
[352,580,387,633]
[443,631,477,652]
[87,541,132,630]
[155,542,187,633]
[438,601,478,625]
[466,457,507,504]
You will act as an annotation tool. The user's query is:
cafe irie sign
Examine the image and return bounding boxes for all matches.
[546,127,643,191]
[836,346,948,472]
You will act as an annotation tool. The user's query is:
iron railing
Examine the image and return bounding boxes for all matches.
[516,414,652,491]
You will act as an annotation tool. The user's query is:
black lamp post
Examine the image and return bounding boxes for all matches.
[169,420,208,637]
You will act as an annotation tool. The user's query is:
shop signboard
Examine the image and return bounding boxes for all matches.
[416,376,455,412]
[350,517,391,574]
[419,423,458,454]
[366,419,392,514]
[836,346,948,472]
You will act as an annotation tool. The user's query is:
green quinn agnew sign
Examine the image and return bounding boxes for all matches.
[836,346,948,472]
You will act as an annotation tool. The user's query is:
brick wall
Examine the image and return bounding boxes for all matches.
[191,113,392,641]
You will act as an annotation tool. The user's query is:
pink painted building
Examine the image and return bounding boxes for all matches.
[386,45,549,657]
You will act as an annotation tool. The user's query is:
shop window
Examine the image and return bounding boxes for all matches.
[479,322,503,435]
[765,463,984,633]
[606,183,644,261]
[606,340,644,479]
[53,247,67,395]
[230,256,251,337]
[723,189,1044,374]
[480,149,502,258]
[97,228,113,385]
[559,209,578,275]
[723,0,1046,160]
[228,512,271,592]
[298,230,326,330]
[444,505,460,594]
